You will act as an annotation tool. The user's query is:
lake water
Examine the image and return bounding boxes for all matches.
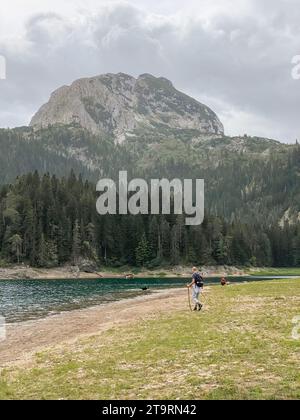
[0,276,297,324]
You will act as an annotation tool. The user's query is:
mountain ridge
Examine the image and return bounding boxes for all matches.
[0,72,299,227]
[30,73,224,143]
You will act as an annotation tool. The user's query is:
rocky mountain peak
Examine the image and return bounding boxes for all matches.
[30,73,224,143]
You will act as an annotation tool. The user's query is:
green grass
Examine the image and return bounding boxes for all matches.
[249,268,300,276]
[0,279,299,400]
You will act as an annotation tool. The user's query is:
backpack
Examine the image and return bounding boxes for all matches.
[194,272,204,288]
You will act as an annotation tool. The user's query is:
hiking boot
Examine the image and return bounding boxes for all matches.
[193,305,198,311]
[198,303,203,311]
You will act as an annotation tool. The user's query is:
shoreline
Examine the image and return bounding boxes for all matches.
[0,287,190,367]
[1,279,299,400]
[0,265,247,280]
[3,276,289,368]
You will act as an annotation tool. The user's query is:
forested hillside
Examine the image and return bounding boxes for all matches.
[1,71,299,269]
[0,125,299,225]
[1,172,300,268]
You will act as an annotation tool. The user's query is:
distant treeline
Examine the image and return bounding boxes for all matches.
[0,171,299,268]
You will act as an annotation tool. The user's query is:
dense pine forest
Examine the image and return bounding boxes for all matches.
[1,126,300,223]
[1,171,300,269]
[1,124,300,269]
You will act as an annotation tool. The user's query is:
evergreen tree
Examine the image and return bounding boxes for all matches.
[72,219,81,264]
[9,234,23,263]
[135,233,150,267]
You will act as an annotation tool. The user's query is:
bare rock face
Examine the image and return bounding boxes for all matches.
[30,73,224,143]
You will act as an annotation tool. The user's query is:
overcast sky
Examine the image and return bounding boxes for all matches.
[0,0,299,143]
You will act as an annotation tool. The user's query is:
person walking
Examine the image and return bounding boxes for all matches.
[187,267,204,311]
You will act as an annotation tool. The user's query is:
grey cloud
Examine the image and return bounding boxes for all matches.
[0,1,299,142]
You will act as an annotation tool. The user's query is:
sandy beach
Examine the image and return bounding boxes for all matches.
[0,287,193,367]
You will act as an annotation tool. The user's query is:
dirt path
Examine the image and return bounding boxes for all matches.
[0,288,193,367]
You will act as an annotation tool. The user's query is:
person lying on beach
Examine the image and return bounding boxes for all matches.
[187,267,204,311]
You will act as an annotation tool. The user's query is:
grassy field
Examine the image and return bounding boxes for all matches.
[248,268,300,276]
[0,279,299,400]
